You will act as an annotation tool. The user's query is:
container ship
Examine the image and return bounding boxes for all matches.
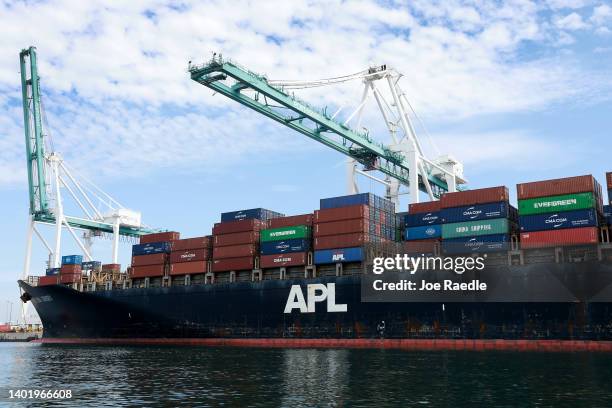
[19,173,612,351]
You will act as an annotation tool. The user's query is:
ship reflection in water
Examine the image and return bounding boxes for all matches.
[2,342,612,406]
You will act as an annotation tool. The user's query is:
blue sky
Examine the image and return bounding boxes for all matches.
[1,0,612,323]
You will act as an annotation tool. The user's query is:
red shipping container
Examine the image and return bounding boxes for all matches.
[170,249,209,263]
[140,231,180,244]
[607,172,612,189]
[213,219,265,235]
[213,244,257,259]
[517,175,599,200]
[315,205,369,223]
[170,261,207,275]
[131,264,165,278]
[260,252,307,268]
[60,273,81,284]
[212,256,254,272]
[520,227,599,249]
[102,264,121,273]
[314,233,368,250]
[38,276,59,286]
[314,219,367,237]
[132,253,166,267]
[214,231,260,247]
[403,239,440,254]
[408,201,442,214]
[60,264,81,274]
[441,186,509,208]
[268,214,313,229]
[171,236,212,251]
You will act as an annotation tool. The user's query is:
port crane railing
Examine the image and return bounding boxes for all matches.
[188,55,466,208]
[19,46,158,275]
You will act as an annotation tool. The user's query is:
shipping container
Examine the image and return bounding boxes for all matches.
[520,227,599,249]
[38,275,58,286]
[404,225,442,240]
[314,233,368,250]
[314,247,364,264]
[213,244,257,259]
[408,201,442,214]
[140,231,180,244]
[260,252,307,268]
[214,231,260,247]
[609,188,612,206]
[131,264,165,278]
[519,208,598,232]
[221,208,284,222]
[440,186,509,208]
[314,205,369,223]
[212,256,254,272]
[268,214,313,229]
[60,273,81,284]
[131,253,167,267]
[81,261,102,270]
[403,239,439,255]
[314,219,370,237]
[132,241,172,256]
[101,264,121,273]
[171,236,212,251]
[213,219,266,235]
[261,225,311,242]
[170,261,207,276]
[442,218,511,239]
[517,175,599,200]
[45,267,60,276]
[605,205,612,225]
[320,193,393,211]
[404,211,442,227]
[607,172,612,189]
[61,255,83,265]
[260,238,311,255]
[170,249,209,263]
[442,234,510,254]
[441,202,517,224]
[518,192,597,216]
[60,264,81,274]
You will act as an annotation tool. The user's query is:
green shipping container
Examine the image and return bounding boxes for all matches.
[261,225,311,242]
[442,218,510,239]
[518,192,596,216]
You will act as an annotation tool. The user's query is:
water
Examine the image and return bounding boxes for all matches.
[2,343,612,407]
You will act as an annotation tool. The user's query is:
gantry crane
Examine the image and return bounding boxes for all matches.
[188,55,466,209]
[19,46,158,276]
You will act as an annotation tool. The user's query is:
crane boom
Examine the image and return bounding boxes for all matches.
[189,56,455,198]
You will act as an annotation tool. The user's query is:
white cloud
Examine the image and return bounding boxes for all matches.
[555,12,589,30]
[591,4,612,25]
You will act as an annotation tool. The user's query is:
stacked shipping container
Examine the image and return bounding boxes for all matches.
[260,215,313,268]
[440,186,517,254]
[169,236,212,276]
[59,254,83,284]
[313,193,395,264]
[517,175,602,249]
[403,201,442,255]
[130,231,179,278]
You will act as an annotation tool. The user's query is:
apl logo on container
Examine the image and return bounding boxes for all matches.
[545,214,567,228]
[331,250,347,261]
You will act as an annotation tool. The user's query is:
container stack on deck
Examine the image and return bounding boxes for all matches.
[403,201,442,256]
[59,255,83,284]
[130,231,178,282]
[169,236,212,282]
[313,193,396,269]
[607,172,612,206]
[260,214,313,271]
[212,208,283,281]
[440,186,518,254]
[517,175,602,249]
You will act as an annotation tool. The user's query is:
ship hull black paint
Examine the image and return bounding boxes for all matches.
[18,263,612,340]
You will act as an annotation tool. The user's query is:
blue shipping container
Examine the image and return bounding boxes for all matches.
[221,208,284,222]
[260,238,311,255]
[605,205,612,225]
[404,225,442,240]
[132,241,172,256]
[45,267,60,276]
[609,189,612,206]
[519,208,598,232]
[404,211,442,227]
[61,255,83,265]
[314,247,363,264]
[442,234,510,254]
[441,202,516,223]
[320,193,393,211]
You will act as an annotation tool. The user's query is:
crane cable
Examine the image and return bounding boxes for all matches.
[268,68,386,89]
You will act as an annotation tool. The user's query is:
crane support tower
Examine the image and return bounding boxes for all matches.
[189,55,466,209]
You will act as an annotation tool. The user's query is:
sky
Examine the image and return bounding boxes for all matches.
[1,0,611,324]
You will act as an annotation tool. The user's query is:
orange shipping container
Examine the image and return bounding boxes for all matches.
[517,175,600,200]
[132,253,167,267]
[38,276,59,286]
[212,257,254,272]
[170,261,207,275]
[171,236,212,251]
[314,205,369,223]
[441,186,509,209]
[520,227,599,249]
[140,231,180,244]
[170,249,209,263]
[268,214,313,229]
[131,264,165,278]
[60,264,81,274]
